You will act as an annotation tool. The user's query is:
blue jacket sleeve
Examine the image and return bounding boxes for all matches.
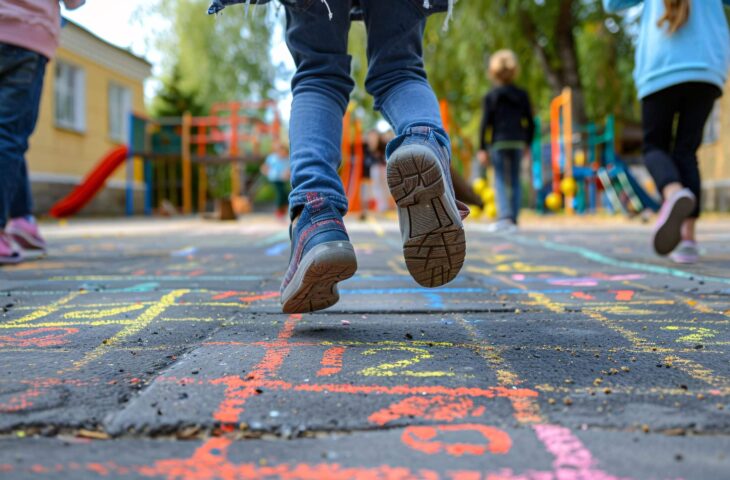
[603,0,643,13]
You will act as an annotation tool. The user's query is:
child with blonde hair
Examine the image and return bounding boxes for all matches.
[478,50,535,232]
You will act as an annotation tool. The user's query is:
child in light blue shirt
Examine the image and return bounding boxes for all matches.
[604,0,730,264]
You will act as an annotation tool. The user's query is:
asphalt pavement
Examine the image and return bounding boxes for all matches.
[1,214,729,479]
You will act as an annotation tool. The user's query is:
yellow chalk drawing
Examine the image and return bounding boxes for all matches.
[661,326,719,344]
[466,266,493,277]
[63,304,145,319]
[528,293,563,314]
[496,262,578,276]
[593,305,657,316]
[455,314,545,424]
[66,289,189,371]
[387,258,409,276]
[8,291,86,325]
[0,320,135,329]
[483,254,518,265]
[359,346,454,378]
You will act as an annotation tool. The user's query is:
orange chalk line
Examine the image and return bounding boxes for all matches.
[160,376,537,400]
[211,314,301,425]
[317,346,346,376]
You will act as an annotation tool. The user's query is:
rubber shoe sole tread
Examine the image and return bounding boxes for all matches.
[387,146,465,288]
[653,194,695,256]
[281,241,357,314]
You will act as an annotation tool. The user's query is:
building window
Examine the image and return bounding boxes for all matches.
[108,83,132,143]
[54,61,86,132]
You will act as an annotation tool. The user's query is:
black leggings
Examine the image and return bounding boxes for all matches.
[641,82,721,218]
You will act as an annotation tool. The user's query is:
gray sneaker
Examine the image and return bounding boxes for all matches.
[386,126,469,288]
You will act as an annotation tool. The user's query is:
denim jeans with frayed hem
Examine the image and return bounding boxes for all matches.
[492,148,522,223]
[0,43,47,228]
[284,0,447,219]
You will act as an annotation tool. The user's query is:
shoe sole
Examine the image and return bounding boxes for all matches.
[281,241,357,314]
[387,145,466,288]
[653,195,695,256]
[7,229,46,251]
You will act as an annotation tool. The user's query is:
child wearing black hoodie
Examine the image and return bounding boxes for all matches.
[478,50,535,231]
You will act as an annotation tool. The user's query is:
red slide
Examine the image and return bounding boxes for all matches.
[49,146,129,218]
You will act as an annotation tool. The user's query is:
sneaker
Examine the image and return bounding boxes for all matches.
[7,217,46,251]
[670,240,700,264]
[386,126,469,288]
[652,188,695,256]
[486,218,517,233]
[280,193,357,314]
[0,231,23,265]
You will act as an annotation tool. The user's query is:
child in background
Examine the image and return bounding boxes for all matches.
[0,0,86,264]
[477,50,535,232]
[603,0,730,263]
[210,0,469,313]
[262,143,291,220]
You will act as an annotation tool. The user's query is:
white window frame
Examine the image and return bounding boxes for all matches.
[54,60,86,133]
[108,82,132,143]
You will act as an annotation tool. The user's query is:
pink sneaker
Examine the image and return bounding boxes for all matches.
[7,217,47,251]
[0,231,22,265]
[652,188,695,256]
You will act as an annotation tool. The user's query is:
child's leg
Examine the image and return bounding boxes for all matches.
[642,86,696,255]
[672,83,721,222]
[284,1,354,219]
[279,1,357,313]
[491,150,511,220]
[642,87,681,200]
[509,150,522,224]
[361,1,467,288]
[362,1,441,136]
[0,44,47,230]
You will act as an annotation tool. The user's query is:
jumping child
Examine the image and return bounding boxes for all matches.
[0,0,86,264]
[604,0,730,263]
[477,50,535,232]
[209,0,469,313]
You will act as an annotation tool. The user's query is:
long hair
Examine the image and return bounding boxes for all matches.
[657,0,691,34]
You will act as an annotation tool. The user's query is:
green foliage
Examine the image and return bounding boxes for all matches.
[149,0,277,114]
[420,0,639,140]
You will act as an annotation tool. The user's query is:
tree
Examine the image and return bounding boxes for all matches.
[147,0,278,113]
[421,0,638,139]
[151,63,206,117]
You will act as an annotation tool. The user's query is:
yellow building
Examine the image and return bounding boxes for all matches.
[699,78,730,211]
[27,19,151,215]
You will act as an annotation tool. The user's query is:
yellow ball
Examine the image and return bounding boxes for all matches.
[560,177,578,197]
[546,192,563,211]
[485,203,498,219]
[472,178,486,195]
[481,188,495,204]
[467,205,481,219]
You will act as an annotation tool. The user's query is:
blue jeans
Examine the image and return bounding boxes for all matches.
[492,148,522,223]
[0,43,47,228]
[284,0,446,217]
